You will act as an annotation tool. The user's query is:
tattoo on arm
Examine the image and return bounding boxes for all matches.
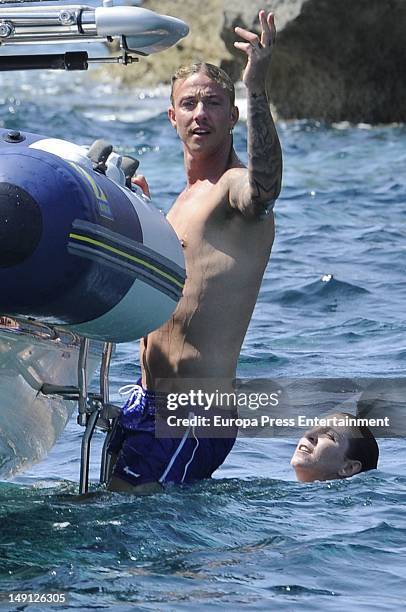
[247,90,282,207]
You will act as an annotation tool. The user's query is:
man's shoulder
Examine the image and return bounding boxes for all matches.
[216,166,247,197]
[222,166,247,181]
[203,168,247,220]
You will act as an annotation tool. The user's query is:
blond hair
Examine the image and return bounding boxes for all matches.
[170,62,235,106]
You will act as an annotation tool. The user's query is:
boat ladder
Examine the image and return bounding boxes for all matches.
[41,339,119,494]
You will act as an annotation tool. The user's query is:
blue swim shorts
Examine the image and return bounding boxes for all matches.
[107,383,237,487]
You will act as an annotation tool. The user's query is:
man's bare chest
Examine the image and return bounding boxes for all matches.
[166,189,224,250]
[166,185,274,262]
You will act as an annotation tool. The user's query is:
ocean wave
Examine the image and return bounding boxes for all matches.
[271,275,369,308]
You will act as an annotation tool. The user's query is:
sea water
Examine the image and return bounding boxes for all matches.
[0,60,406,610]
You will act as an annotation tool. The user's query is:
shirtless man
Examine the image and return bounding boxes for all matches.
[107,10,282,493]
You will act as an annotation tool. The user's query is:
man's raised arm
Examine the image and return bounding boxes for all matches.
[229,10,282,218]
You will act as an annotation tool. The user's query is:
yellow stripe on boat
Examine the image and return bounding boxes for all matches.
[69,233,184,289]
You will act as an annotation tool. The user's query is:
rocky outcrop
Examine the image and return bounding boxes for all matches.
[221,0,406,123]
[97,0,405,124]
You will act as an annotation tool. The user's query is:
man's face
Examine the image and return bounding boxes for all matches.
[168,71,238,158]
[290,425,360,482]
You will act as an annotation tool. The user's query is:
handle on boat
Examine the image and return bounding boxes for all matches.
[0,50,89,70]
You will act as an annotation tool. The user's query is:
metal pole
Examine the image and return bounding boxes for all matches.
[99,341,114,484]
[77,337,89,427]
[100,342,113,405]
[79,408,100,495]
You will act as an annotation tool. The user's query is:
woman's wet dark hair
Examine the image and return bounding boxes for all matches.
[333,412,379,472]
[346,426,379,472]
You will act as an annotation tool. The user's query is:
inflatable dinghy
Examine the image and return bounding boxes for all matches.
[0,129,185,343]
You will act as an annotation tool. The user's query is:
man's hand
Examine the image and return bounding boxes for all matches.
[234,10,276,93]
[131,174,150,198]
